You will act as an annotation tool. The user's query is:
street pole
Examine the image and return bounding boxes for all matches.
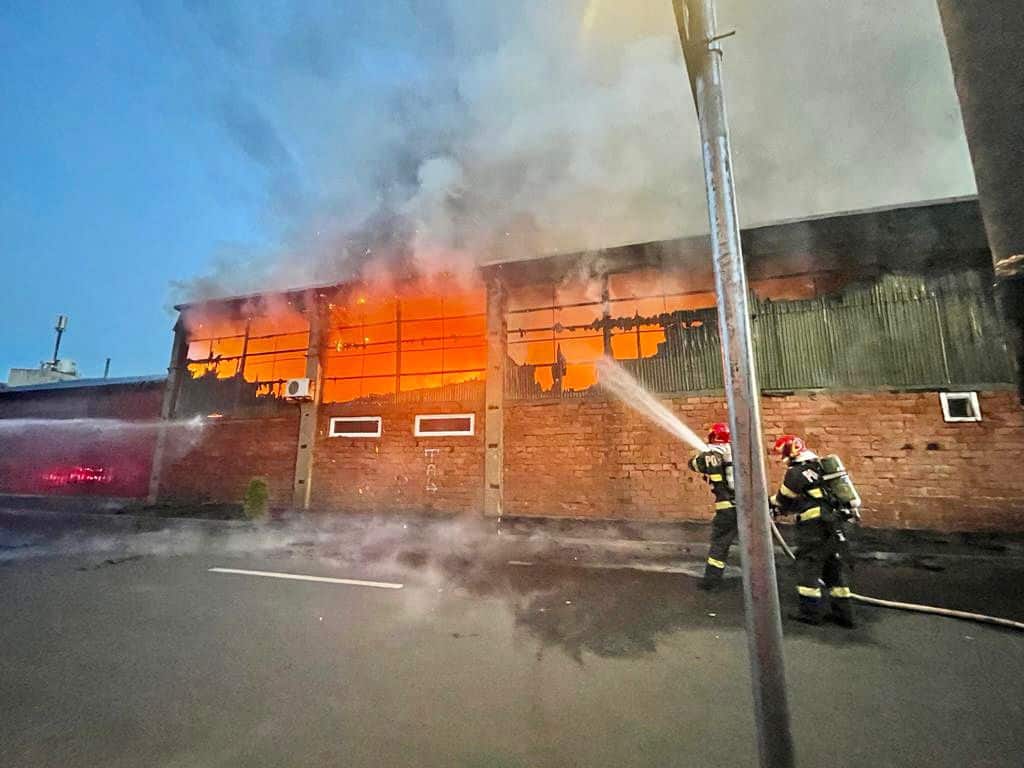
[671,2,796,766]
[935,0,1024,404]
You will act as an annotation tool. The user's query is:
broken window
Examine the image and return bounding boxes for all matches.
[506,268,720,397]
[176,300,311,417]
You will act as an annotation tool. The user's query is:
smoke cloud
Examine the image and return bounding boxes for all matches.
[147,0,975,301]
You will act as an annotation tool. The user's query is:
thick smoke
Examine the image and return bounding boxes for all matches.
[147,0,975,301]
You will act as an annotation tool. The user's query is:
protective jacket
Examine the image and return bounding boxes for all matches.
[688,445,735,511]
[771,450,831,524]
[772,450,855,626]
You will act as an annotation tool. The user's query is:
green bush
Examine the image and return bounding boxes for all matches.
[242,477,270,521]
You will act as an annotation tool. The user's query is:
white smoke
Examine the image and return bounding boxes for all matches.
[145,0,975,301]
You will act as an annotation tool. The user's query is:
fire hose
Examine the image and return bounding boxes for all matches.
[769,520,1024,632]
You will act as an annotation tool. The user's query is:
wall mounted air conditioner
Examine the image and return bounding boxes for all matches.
[285,377,314,401]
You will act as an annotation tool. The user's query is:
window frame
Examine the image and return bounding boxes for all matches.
[328,415,383,438]
[413,413,476,437]
[939,391,982,422]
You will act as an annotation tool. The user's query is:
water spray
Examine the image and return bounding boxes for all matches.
[0,417,205,435]
[596,358,709,452]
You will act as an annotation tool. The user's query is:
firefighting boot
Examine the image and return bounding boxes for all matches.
[789,582,825,625]
[828,588,857,628]
[698,557,726,590]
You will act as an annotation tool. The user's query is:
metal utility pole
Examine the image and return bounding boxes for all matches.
[671,2,796,767]
[52,314,69,367]
[936,1,1024,403]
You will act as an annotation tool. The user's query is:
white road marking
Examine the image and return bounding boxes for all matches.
[506,559,735,577]
[208,567,403,590]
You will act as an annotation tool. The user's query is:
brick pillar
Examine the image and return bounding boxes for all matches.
[484,277,507,517]
[147,317,188,503]
[292,308,325,510]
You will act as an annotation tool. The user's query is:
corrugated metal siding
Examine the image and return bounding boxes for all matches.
[507,271,1013,400]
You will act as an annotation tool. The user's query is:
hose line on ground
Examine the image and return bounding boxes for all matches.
[768,520,1024,632]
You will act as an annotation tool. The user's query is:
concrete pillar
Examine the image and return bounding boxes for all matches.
[292,308,325,510]
[483,277,507,517]
[147,317,188,504]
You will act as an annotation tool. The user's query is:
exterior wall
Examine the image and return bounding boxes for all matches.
[156,415,299,508]
[310,401,485,515]
[504,389,1024,531]
[0,382,163,499]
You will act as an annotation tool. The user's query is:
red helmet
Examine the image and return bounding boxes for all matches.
[772,434,805,460]
[707,422,731,445]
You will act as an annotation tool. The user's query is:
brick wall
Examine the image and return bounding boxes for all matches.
[157,415,299,508]
[310,401,485,515]
[762,390,1024,531]
[148,388,1024,529]
[504,389,1024,531]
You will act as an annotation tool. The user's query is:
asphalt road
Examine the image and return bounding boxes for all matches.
[2,522,1023,767]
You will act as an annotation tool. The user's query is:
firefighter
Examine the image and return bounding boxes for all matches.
[688,422,736,590]
[770,434,856,627]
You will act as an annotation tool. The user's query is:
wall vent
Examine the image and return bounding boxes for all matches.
[939,391,981,422]
[414,413,475,437]
[329,416,382,438]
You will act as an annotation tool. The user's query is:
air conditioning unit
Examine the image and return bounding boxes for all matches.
[285,377,314,401]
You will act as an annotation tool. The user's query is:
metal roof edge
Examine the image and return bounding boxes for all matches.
[1,375,167,395]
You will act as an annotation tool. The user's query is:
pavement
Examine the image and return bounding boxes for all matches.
[2,507,1024,767]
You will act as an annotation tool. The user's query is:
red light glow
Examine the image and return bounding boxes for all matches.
[43,465,114,487]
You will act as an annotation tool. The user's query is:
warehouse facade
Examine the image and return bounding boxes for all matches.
[145,197,1024,531]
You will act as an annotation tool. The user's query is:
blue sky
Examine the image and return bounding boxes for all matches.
[0,0,975,380]
[1,1,270,377]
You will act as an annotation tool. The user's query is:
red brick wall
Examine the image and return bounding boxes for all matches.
[505,389,1024,531]
[762,390,1024,531]
[310,402,484,515]
[504,397,725,521]
[157,415,298,508]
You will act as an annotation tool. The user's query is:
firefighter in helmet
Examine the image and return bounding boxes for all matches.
[688,422,736,590]
[770,434,856,627]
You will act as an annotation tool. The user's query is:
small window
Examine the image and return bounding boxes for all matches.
[329,416,382,438]
[939,392,981,422]
[414,413,475,437]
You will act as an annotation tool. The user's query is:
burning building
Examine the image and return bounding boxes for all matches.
[137,197,1024,531]
[1,198,1020,530]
